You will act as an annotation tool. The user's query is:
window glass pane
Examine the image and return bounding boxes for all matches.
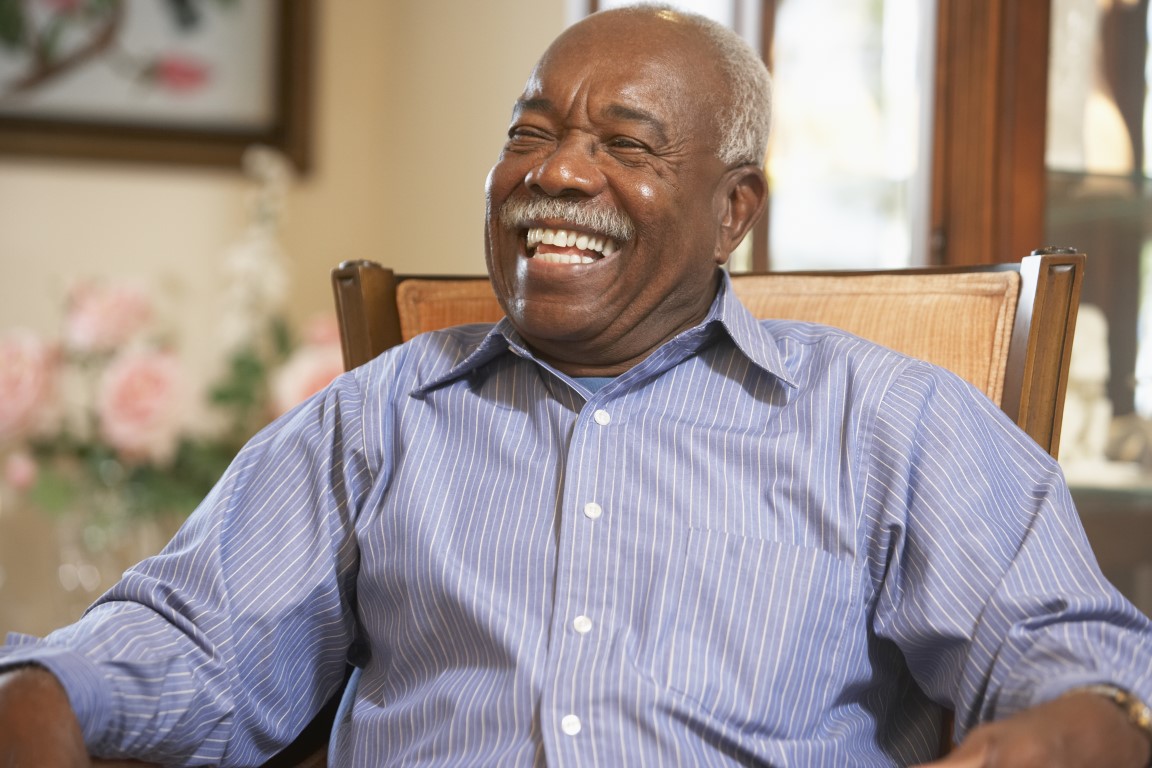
[1044,0,1151,421]
[768,0,931,270]
[583,0,931,272]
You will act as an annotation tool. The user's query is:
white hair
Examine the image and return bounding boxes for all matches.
[598,3,773,166]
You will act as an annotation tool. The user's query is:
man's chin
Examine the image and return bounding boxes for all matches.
[505,301,607,345]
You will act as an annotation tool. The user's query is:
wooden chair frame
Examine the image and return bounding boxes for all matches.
[332,250,1085,457]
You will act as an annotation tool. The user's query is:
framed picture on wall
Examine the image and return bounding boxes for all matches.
[0,0,313,172]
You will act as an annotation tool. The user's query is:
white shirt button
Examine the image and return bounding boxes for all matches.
[583,502,603,520]
[561,714,582,735]
[573,615,593,634]
[593,409,612,426]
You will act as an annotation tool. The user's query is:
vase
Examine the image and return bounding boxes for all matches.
[0,493,176,637]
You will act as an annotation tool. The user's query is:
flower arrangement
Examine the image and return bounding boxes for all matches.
[0,281,234,525]
[0,278,346,541]
[0,148,345,541]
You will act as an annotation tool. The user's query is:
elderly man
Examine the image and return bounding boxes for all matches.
[2,4,1150,767]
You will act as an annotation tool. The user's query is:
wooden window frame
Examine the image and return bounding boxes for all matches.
[589,0,1052,269]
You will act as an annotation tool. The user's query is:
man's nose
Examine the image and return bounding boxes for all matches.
[524,135,606,198]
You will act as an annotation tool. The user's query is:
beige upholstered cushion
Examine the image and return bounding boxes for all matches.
[731,271,1021,405]
[396,279,504,342]
[396,271,1021,406]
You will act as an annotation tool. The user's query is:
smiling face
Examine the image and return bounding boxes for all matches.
[484,9,767,376]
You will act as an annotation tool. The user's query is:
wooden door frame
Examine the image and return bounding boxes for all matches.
[930,0,1051,265]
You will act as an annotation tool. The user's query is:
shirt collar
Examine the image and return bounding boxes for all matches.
[711,271,798,388]
[413,270,798,393]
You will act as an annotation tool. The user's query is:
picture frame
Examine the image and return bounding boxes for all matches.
[0,0,314,172]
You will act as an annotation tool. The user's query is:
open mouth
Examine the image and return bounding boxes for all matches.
[525,227,621,265]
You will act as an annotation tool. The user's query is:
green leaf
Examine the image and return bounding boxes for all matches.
[82,0,119,23]
[210,348,267,404]
[0,0,27,50]
[39,15,66,64]
[271,316,294,360]
[27,465,83,516]
[119,438,236,518]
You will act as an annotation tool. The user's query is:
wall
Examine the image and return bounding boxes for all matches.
[286,0,566,315]
[0,0,566,636]
[0,0,565,350]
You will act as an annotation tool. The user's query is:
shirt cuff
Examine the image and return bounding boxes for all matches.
[1,632,115,747]
[995,671,1152,719]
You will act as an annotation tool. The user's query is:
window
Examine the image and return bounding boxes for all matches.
[1045,0,1151,417]
[580,0,933,271]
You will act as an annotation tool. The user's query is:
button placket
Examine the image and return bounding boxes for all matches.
[543,397,620,760]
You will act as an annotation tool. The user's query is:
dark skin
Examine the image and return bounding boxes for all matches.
[1,9,1149,767]
[484,10,766,376]
[0,666,88,767]
[916,691,1151,767]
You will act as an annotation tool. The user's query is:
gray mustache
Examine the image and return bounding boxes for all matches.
[500,198,635,243]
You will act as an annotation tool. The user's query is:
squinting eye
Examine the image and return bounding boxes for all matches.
[508,126,549,142]
[608,137,647,151]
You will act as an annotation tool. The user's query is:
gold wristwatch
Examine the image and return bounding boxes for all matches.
[1074,684,1152,764]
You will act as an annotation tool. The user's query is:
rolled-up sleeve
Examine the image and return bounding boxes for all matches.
[866,361,1152,738]
[1,365,381,766]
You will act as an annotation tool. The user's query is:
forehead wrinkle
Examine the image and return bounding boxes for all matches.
[513,96,555,118]
[514,94,672,148]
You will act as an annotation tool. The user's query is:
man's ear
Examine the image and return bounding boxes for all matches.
[713,165,768,265]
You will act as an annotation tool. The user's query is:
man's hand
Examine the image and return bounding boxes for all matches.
[915,691,1152,767]
[0,665,90,767]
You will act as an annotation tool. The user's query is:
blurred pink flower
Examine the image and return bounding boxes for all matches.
[271,345,344,416]
[97,349,183,465]
[4,451,38,492]
[152,55,210,93]
[0,331,58,443]
[303,314,342,346]
[65,282,154,353]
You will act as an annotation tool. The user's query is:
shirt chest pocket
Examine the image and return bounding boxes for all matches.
[633,528,856,737]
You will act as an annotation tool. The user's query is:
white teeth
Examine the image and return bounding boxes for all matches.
[535,252,595,265]
[524,226,621,261]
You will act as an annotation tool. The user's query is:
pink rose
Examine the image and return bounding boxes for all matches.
[303,314,342,346]
[152,55,210,93]
[65,281,154,353]
[271,345,345,416]
[0,330,58,443]
[97,348,183,465]
[4,451,38,492]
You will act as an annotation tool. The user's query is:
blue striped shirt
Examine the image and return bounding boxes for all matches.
[4,273,1150,766]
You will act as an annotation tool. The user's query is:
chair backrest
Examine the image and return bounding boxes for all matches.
[332,250,1085,458]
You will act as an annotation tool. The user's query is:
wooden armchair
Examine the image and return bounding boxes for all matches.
[94,248,1086,766]
[332,249,1084,456]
